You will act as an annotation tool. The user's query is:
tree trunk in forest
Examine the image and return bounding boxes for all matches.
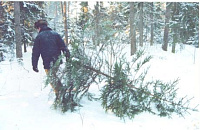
[150,2,154,46]
[95,2,100,46]
[63,1,68,45]
[162,2,171,51]
[54,2,57,31]
[172,2,178,53]
[68,1,70,14]
[0,2,4,39]
[139,2,143,47]
[22,19,27,53]
[60,2,63,16]
[130,2,136,55]
[24,42,27,52]
[14,1,22,58]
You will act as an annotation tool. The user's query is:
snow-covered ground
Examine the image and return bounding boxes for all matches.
[0,44,199,130]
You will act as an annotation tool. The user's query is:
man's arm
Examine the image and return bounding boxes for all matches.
[56,34,70,59]
[32,37,41,72]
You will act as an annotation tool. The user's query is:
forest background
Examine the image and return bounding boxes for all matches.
[0,1,199,59]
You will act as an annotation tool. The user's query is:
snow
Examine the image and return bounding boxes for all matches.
[0,45,200,130]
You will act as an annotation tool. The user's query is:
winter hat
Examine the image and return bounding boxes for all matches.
[34,20,48,29]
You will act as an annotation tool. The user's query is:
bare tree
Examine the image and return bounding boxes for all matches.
[14,1,22,58]
[130,2,136,55]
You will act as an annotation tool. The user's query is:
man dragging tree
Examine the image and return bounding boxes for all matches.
[32,19,70,98]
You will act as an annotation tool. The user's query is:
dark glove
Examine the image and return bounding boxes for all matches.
[65,50,70,61]
[33,67,39,72]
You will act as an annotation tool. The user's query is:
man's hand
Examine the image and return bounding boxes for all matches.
[33,67,39,72]
[65,50,70,61]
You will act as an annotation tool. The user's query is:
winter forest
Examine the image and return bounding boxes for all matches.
[0,1,200,130]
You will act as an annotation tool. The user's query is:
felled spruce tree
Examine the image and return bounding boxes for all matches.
[100,50,198,119]
[45,43,198,119]
[45,42,100,112]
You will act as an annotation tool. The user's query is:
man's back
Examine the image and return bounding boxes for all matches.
[32,25,67,69]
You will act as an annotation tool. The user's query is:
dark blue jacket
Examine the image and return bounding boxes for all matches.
[32,26,69,69]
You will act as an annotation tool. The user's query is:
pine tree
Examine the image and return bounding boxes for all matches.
[20,1,46,51]
[1,2,15,46]
[179,2,199,47]
[152,2,165,45]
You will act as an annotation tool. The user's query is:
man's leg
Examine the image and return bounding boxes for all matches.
[45,69,62,97]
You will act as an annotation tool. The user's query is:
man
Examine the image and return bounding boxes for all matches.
[32,19,70,96]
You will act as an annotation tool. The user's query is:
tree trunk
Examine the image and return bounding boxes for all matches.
[68,1,70,14]
[162,2,171,51]
[24,43,27,52]
[22,19,27,53]
[95,2,100,46]
[60,2,63,16]
[139,2,143,47]
[130,2,136,55]
[63,1,68,45]
[14,1,22,58]
[150,2,154,46]
[0,2,4,40]
[172,2,178,53]
[54,2,57,31]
